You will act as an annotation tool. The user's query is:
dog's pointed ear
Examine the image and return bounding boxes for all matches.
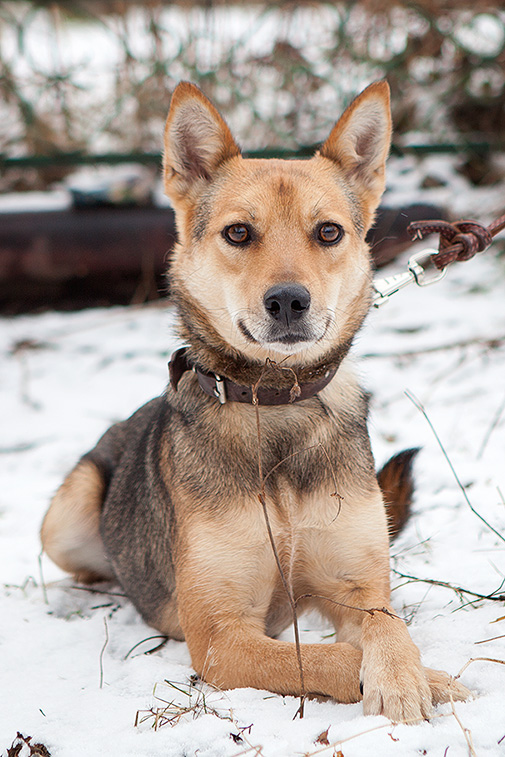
[163,82,241,200]
[319,81,392,228]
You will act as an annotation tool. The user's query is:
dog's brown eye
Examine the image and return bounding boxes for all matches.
[317,222,344,245]
[223,224,251,245]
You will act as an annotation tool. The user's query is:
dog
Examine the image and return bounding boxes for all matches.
[41,81,469,720]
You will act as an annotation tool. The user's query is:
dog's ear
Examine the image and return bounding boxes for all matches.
[319,81,391,230]
[163,82,241,200]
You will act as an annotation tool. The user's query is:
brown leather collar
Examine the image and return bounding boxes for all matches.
[168,347,337,405]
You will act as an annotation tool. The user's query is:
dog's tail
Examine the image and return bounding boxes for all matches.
[377,448,419,540]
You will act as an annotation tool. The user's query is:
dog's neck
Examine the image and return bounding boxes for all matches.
[172,286,355,389]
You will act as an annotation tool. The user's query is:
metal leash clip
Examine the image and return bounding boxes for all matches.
[372,249,447,307]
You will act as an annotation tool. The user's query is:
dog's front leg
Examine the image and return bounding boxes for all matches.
[359,604,432,720]
[173,520,362,702]
[318,586,470,721]
[182,609,363,703]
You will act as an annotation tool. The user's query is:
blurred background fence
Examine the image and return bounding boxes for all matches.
[1,0,504,312]
[1,0,505,190]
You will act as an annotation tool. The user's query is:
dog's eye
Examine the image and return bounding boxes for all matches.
[223,224,252,245]
[316,222,344,245]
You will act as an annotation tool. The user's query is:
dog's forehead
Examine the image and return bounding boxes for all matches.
[191,157,362,238]
[224,158,351,211]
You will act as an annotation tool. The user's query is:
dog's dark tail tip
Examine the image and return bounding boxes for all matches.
[377,447,420,541]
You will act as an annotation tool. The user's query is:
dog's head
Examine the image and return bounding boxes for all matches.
[164,82,391,367]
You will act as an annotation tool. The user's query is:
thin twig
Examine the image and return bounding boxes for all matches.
[70,584,126,598]
[477,392,505,460]
[303,712,455,756]
[361,334,504,359]
[295,593,401,620]
[124,635,168,659]
[262,443,320,486]
[392,568,505,602]
[99,616,109,689]
[262,441,342,513]
[230,746,264,757]
[448,693,477,757]
[317,443,343,517]
[406,391,505,545]
[454,656,505,680]
[252,363,306,718]
[474,634,505,645]
[38,550,48,605]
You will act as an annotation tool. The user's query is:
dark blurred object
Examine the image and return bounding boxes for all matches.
[0,203,444,314]
[69,169,155,208]
[367,204,447,268]
[0,207,176,313]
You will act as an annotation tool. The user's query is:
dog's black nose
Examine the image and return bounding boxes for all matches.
[264,284,311,325]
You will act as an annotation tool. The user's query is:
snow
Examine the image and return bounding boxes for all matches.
[1,244,505,755]
[0,190,71,214]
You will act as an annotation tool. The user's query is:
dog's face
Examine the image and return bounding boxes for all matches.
[164,82,391,364]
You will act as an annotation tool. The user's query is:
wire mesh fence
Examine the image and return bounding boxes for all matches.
[0,1,504,190]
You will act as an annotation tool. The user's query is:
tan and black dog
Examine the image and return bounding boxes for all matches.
[42,81,469,720]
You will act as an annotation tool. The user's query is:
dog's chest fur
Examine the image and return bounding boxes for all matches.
[170,369,383,639]
[167,360,376,512]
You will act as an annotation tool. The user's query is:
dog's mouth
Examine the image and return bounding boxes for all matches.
[238,318,327,354]
[235,284,333,355]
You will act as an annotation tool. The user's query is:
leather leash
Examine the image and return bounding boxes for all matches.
[408,213,505,270]
[373,211,505,306]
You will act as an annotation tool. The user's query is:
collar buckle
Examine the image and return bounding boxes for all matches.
[213,375,227,404]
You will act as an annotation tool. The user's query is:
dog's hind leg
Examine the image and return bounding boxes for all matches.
[41,458,114,583]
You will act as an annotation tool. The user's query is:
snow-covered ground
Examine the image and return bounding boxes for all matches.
[1,240,505,755]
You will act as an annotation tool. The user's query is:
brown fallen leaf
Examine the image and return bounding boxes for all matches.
[315,728,330,746]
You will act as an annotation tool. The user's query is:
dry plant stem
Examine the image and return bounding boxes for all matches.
[454,656,505,679]
[252,361,306,718]
[317,442,343,515]
[262,443,320,486]
[70,585,126,598]
[392,568,505,602]
[230,747,264,757]
[99,616,109,689]
[477,391,505,460]
[295,593,401,620]
[449,694,476,757]
[38,550,48,605]
[303,713,455,757]
[253,396,306,718]
[406,391,505,545]
[124,635,168,659]
[362,334,504,359]
[475,634,505,645]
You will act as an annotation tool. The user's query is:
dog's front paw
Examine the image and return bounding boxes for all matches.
[361,659,432,722]
[424,666,471,705]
